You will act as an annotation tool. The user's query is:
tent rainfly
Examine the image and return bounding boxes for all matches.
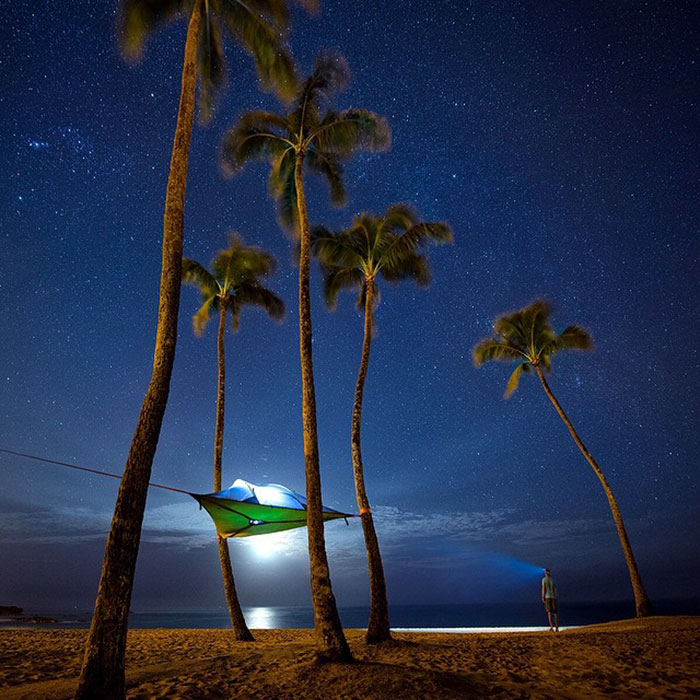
[192,478,352,538]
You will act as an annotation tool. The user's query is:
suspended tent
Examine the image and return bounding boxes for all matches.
[192,478,352,538]
[0,450,354,539]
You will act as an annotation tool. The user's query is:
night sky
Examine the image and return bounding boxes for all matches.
[1,1,698,615]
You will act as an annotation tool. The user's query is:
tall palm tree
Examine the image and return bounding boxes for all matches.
[473,299,653,618]
[76,3,302,697]
[183,234,284,642]
[311,205,452,642]
[220,52,390,661]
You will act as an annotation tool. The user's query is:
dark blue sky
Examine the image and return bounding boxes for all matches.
[1,1,698,614]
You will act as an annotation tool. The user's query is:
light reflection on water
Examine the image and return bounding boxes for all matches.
[245,606,275,629]
[242,606,314,629]
[9,600,697,630]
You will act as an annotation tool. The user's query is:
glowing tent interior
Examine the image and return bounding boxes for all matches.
[192,478,352,538]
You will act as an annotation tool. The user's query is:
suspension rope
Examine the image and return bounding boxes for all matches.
[0,448,192,496]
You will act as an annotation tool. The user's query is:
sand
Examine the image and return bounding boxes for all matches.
[1,617,699,699]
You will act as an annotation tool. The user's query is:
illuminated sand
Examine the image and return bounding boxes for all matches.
[1,617,698,699]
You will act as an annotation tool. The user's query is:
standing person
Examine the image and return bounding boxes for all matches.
[542,568,559,631]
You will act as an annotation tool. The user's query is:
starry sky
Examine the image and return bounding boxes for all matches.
[1,1,698,615]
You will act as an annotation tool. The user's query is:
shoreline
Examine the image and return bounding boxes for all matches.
[2,616,698,699]
[3,598,697,632]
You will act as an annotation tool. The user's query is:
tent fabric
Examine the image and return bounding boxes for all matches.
[192,478,352,538]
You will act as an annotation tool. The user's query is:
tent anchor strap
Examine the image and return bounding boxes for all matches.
[0,448,191,495]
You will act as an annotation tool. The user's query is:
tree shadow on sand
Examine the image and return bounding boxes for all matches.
[255,657,502,700]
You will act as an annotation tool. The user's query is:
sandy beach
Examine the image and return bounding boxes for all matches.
[1,616,698,699]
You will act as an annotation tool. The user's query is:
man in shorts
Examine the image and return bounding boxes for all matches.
[541,568,559,631]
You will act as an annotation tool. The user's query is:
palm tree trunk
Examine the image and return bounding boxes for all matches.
[294,152,352,662]
[213,302,254,641]
[534,365,653,618]
[75,3,203,698]
[217,536,253,640]
[352,278,391,643]
[213,303,227,489]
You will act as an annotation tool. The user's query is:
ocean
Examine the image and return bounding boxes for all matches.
[8,599,699,631]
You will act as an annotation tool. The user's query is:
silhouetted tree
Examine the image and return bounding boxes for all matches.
[76,2,302,697]
[183,234,284,641]
[311,204,452,642]
[473,299,653,618]
[221,52,390,661]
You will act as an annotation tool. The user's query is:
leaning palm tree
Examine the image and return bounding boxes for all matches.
[311,205,452,642]
[183,234,284,642]
[76,2,303,697]
[473,299,653,618]
[220,52,390,661]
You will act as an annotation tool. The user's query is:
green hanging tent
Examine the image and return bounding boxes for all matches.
[192,478,352,538]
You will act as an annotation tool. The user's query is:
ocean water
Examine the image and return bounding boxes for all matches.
[9,599,699,630]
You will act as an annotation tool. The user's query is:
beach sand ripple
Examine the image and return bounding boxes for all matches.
[1,617,698,699]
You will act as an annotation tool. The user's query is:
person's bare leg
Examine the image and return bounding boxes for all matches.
[547,611,553,630]
[554,612,559,632]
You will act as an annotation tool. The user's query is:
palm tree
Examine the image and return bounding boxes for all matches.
[473,299,653,618]
[311,205,452,642]
[220,52,390,661]
[183,234,284,642]
[76,2,301,697]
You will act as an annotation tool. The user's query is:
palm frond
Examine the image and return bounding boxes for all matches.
[310,109,391,155]
[235,109,291,133]
[274,153,299,233]
[305,148,346,206]
[267,145,294,196]
[521,299,552,352]
[322,266,364,310]
[212,233,277,285]
[197,8,226,123]
[182,257,219,298]
[537,323,592,362]
[309,226,341,263]
[493,313,530,348]
[504,362,531,398]
[353,215,377,258]
[473,338,526,367]
[378,221,452,271]
[268,148,298,234]
[218,0,297,100]
[378,203,419,234]
[228,282,284,330]
[293,52,351,118]
[310,227,362,269]
[220,113,290,176]
[557,324,593,351]
[119,0,181,61]
[193,293,218,336]
[239,0,291,27]
[381,252,431,286]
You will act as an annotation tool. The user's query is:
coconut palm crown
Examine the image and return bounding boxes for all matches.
[183,234,284,334]
[121,0,308,119]
[311,203,453,311]
[473,299,593,398]
[220,51,391,230]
